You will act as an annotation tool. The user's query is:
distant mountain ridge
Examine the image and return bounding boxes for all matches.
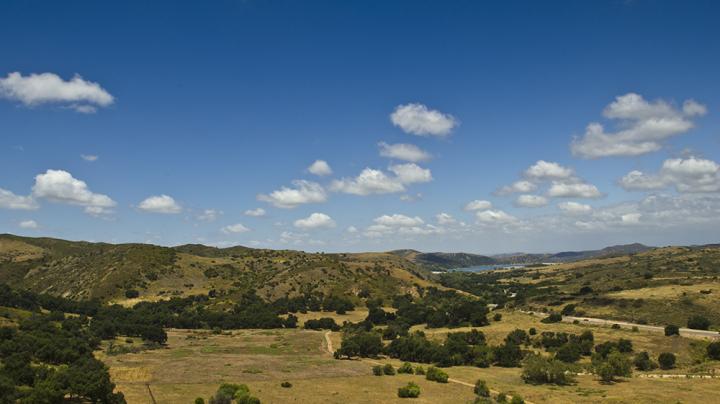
[390,249,496,271]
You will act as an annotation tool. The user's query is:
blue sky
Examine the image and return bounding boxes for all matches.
[1,0,719,253]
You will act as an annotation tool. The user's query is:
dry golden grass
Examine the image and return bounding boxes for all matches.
[0,238,44,262]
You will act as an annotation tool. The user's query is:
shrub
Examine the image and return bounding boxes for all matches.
[528,328,537,336]
[611,324,621,330]
[383,363,396,375]
[124,289,139,299]
[707,341,720,360]
[541,313,562,323]
[493,313,502,321]
[195,398,205,404]
[633,351,657,371]
[664,325,680,336]
[397,362,414,374]
[687,315,711,330]
[494,342,523,367]
[561,304,576,316]
[555,343,582,363]
[617,338,633,353]
[510,395,525,404]
[337,331,383,358]
[372,365,383,376]
[397,382,421,398]
[236,396,260,404]
[280,381,292,388]
[474,379,490,397]
[505,329,529,345]
[425,366,449,383]
[658,352,676,370]
[594,351,632,382]
[414,366,426,375]
[522,355,575,385]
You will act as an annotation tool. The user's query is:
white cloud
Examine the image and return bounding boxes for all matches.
[436,212,457,225]
[497,180,537,195]
[198,209,222,221]
[378,142,432,162]
[524,160,574,180]
[80,154,98,162]
[0,72,114,112]
[547,182,602,198]
[620,157,720,193]
[330,168,405,195]
[390,103,458,137]
[221,223,250,234]
[388,163,433,184]
[84,206,113,217]
[19,220,38,229]
[374,214,424,227]
[571,93,706,158]
[244,207,266,217]
[621,213,642,225]
[558,201,592,214]
[294,212,336,229]
[32,170,116,213]
[475,209,517,224]
[258,180,327,208]
[464,200,493,211]
[0,188,38,210]
[307,160,333,176]
[346,226,358,233]
[138,195,182,214]
[516,194,548,208]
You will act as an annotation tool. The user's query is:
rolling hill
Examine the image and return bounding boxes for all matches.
[0,234,438,303]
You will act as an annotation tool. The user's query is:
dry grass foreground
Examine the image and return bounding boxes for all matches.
[100,311,720,403]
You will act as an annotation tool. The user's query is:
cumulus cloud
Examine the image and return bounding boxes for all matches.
[464,200,492,211]
[547,182,602,198]
[19,220,38,229]
[516,194,548,208]
[571,93,706,158]
[32,170,116,213]
[378,142,432,162]
[307,160,333,176]
[221,223,250,234]
[294,212,336,229]
[524,160,574,180]
[436,212,457,225]
[0,188,38,210]
[0,72,114,112]
[388,163,433,184]
[258,180,327,208]
[198,209,222,221]
[244,207,266,217]
[81,154,98,162]
[330,168,405,195]
[374,214,424,227]
[620,157,720,193]
[558,201,592,214]
[497,180,537,195]
[390,103,458,137]
[346,225,358,233]
[621,213,642,225]
[475,209,517,224]
[138,195,182,214]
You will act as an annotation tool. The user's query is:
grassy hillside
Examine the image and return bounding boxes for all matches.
[446,245,720,328]
[391,249,497,270]
[0,234,437,303]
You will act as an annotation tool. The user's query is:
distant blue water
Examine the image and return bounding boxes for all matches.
[451,264,526,272]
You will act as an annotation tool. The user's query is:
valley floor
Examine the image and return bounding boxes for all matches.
[100,310,720,404]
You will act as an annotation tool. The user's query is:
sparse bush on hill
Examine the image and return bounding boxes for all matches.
[474,379,490,397]
[425,366,449,383]
[664,325,680,336]
[541,313,562,323]
[124,289,139,299]
[372,365,383,376]
[707,341,720,360]
[522,355,575,385]
[687,315,711,330]
[633,351,657,371]
[397,362,414,374]
[337,331,383,358]
[304,317,340,331]
[593,350,632,382]
[658,352,676,369]
[397,382,421,398]
[383,363,396,375]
